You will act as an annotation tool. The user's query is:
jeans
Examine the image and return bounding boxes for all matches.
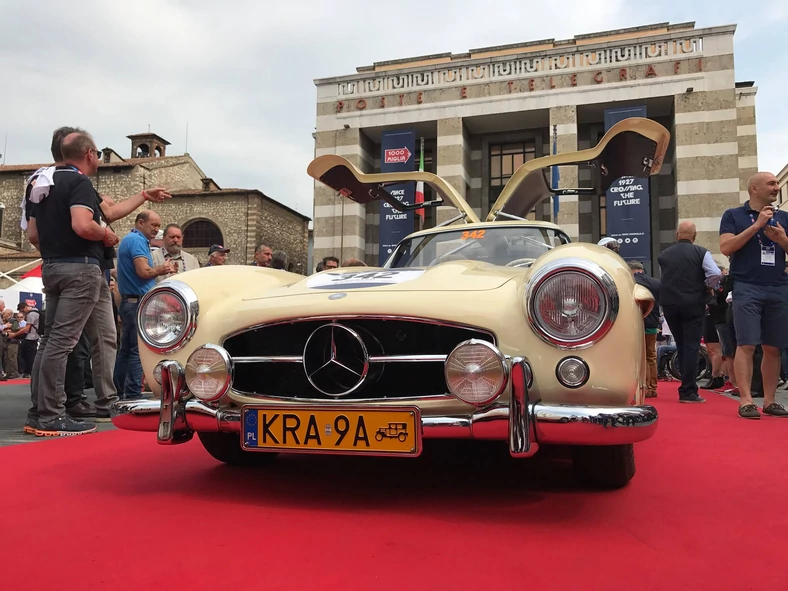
[113,299,143,400]
[64,330,91,407]
[29,262,118,424]
[20,339,38,376]
[644,333,658,394]
[662,303,705,399]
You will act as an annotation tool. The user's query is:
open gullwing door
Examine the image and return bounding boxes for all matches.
[486,117,670,221]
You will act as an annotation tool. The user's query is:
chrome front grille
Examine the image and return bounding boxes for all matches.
[222,316,495,400]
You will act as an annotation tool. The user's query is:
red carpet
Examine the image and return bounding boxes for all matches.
[1,378,30,386]
[2,383,786,590]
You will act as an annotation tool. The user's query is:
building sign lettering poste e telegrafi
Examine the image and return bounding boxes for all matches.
[336,58,702,113]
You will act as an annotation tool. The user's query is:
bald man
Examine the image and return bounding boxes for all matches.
[658,220,721,403]
[719,171,788,419]
[114,210,175,401]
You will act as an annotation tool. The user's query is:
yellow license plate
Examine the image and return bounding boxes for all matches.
[241,406,421,456]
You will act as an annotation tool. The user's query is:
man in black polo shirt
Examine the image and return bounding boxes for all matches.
[658,221,721,403]
[720,171,788,419]
[26,130,120,436]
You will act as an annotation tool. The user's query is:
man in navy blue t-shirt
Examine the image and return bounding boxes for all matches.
[114,210,175,400]
[719,171,788,419]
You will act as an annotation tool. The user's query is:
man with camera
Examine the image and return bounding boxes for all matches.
[720,171,788,419]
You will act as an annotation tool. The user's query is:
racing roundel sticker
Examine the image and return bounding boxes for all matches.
[306,269,425,290]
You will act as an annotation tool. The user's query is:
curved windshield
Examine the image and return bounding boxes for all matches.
[386,226,571,268]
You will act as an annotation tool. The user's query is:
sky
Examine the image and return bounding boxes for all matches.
[0,0,785,220]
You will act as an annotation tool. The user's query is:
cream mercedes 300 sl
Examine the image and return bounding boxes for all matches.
[112,118,666,488]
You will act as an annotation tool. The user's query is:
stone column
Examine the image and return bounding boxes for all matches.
[436,118,470,224]
[548,106,579,241]
[312,128,374,265]
[673,89,740,253]
[736,87,758,202]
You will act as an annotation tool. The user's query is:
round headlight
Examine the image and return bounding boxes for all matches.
[138,282,198,353]
[527,260,618,349]
[185,344,233,402]
[445,340,508,406]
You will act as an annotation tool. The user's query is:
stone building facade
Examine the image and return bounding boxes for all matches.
[778,162,788,207]
[312,22,759,269]
[0,133,310,282]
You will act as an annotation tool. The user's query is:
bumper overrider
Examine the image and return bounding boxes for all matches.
[111,357,658,458]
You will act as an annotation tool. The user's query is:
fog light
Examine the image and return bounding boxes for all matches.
[556,357,589,388]
[185,344,233,402]
[445,339,508,406]
[153,362,164,385]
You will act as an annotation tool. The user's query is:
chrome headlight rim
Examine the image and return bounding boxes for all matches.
[185,344,234,402]
[137,280,199,354]
[526,258,619,350]
[444,339,509,407]
[555,356,590,388]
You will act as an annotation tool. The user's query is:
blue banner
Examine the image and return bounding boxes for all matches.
[604,107,651,265]
[18,291,43,309]
[379,130,415,266]
[605,177,651,261]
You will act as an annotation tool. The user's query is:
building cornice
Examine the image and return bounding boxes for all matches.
[314,24,737,87]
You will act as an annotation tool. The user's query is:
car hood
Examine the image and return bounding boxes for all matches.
[246,261,521,300]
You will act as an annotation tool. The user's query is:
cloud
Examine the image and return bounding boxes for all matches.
[1,0,784,219]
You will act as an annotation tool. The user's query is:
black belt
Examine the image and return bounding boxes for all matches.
[43,256,101,266]
[121,295,142,301]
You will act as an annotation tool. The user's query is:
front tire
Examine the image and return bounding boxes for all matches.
[571,444,636,489]
[198,432,278,466]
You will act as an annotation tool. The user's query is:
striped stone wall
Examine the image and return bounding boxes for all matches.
[313,128,375,264]
[549,106,579,241]
[673,88,740,252]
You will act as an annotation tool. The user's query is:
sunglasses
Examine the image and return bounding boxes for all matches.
[90,148,103,159]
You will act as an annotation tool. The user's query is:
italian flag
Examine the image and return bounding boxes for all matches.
[415,137,425,221]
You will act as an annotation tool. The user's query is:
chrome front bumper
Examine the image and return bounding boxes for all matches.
[112,359,658,458]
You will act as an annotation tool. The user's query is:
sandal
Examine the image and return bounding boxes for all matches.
[762,403,788,417]
[738,404,761,420]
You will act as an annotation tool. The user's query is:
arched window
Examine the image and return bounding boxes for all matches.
[135,143,150,158]
[183,220,223,248]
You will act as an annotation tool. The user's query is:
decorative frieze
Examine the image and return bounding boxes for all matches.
[337,37,703,97]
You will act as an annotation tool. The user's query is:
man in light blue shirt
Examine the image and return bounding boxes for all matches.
[114,210,174,400]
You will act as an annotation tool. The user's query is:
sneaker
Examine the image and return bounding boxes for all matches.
[679,396,706,404]
[66,400,96,419]
[94,408,112,423]
[701,376,725,390]
[723,386,741,397]
[35,416,97,437]
[715,380,734,393]
[23,417,41,435]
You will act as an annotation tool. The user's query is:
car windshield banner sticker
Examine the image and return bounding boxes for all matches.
[306,269,425,290]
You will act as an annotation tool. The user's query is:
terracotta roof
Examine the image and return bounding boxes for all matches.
[0,155,186,174]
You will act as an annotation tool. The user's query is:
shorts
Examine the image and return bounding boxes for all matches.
[715,323,736,357]
[703,315,719,344]
[732,281,788,348]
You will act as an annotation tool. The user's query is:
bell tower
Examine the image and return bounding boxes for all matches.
[127,133,171,158]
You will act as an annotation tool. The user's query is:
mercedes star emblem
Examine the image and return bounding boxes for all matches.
[303,323,369,397]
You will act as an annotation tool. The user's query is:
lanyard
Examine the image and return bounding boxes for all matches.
[748,211,773,248]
